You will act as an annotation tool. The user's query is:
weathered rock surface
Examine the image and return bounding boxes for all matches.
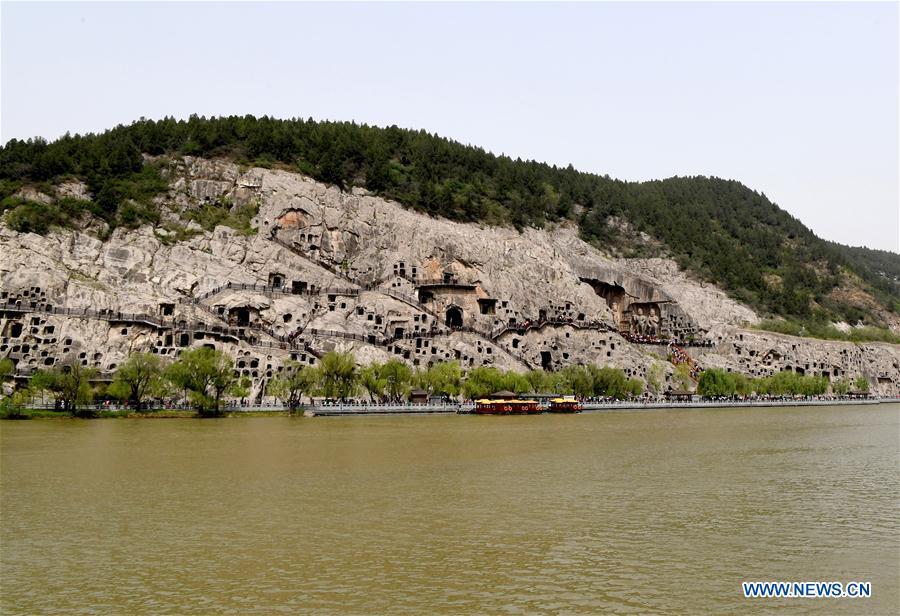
[1,157,898,398]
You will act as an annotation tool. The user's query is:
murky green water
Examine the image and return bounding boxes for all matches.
[2,405,898,614]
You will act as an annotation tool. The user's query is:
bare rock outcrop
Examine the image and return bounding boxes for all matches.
[2,157,898,399]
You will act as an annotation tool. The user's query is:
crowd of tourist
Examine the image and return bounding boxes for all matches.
[621,332,668,345]
[668,343,703,380]
[497,315,610,338]
[620,332,716,348]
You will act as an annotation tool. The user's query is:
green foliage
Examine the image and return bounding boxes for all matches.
[555,365,595,398]
[733,373,753,397]
[1,357,26,418]
[108,353,163,409]
[358,363,386,402]
[0,132,167,234]
[464,363,639,400]
[0,387,34,419]
[354,359,414,402]
[155,222,202,246]
[463,367,506,400]
[524,368,556,393]
[5,199,84,234]
[232,376,252,402]
[500,370,533,394]
[459,365,530,399]
[832,377,851,395]
[419,361,462,397]
[699,367,830,398]
[183,199,259,235]
[165,347,238,416]
[831,242,900,312]
[672,364,694,390]
[2,115,897,324]
[269,361,319,411]
[380,359,412,401]
[318,351,357,400]
[854,376,870,392]
[756,319,900,344]
[697,368,739,397]
[754,371,829,397]
[645,361,666,394]
[590,365,643,399]
[0,357,13,381]
[29,361,97,417]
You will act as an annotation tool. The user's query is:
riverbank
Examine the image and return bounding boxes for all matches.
[314,397,895,416]
[5,397,896,419]
[580,397,891,412]
[0,408,291,420]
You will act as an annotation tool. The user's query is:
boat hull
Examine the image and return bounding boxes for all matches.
[473,401,542,415]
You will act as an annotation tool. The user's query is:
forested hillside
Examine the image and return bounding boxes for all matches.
[1,115,898,331]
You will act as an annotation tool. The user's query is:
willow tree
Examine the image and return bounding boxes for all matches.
[270,361,319,412]
[319,351,357,401]
[380,359,412,402]
[359,363,386,403]
[108,352,163,410]
[420,361,462,399]
[165,347,238,416]
[30,360,97,417]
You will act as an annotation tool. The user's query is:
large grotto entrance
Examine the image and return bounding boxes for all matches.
[446,306,463,329]
[229,307,251,327]
[581,278,628,317]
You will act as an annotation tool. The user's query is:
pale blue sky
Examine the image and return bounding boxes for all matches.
[2,1,898,251]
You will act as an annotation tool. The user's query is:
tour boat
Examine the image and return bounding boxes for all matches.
[547,397,583,413]
[474,398,542,415]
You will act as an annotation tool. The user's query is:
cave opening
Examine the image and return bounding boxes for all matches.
[541,351,552,370]
[446,306,463,328]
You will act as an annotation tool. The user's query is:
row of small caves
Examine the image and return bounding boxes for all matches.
[0,294,305,384]
[1,266,686,377]
[1,285,895,391]
[249,262,701,342]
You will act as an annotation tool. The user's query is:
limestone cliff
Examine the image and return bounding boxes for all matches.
[2,157,898,398]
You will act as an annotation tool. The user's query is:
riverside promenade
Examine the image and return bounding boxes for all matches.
[16,398,894,418]
[300,397,896,416]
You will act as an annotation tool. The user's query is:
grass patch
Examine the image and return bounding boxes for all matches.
[756,319,900,344]
[156,221,203,246]
[184,198,258,235]
[67,269,108,291]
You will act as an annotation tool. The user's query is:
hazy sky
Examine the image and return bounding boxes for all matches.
[2,1,898,251]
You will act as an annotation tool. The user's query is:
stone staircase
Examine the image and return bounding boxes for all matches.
[669,343,703,380]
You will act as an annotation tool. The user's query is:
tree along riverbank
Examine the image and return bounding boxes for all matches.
[3,397,896,419]
[4,350,880,420]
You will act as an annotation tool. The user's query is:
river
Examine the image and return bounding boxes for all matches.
[2,404,898,614]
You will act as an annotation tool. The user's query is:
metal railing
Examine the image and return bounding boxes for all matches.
[490,318,615,340]
[196,281,360,302]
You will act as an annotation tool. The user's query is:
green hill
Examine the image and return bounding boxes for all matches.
[1,115,898,333]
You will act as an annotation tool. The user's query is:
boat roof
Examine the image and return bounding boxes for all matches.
[490,390,517,398]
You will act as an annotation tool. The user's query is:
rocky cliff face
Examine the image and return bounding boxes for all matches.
[2,157,898,398]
